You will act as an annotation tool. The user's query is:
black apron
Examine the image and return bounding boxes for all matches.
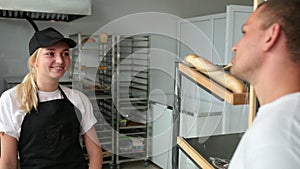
[18,86,88,169]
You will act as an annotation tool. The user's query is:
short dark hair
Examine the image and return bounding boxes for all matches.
[258,0,300,62]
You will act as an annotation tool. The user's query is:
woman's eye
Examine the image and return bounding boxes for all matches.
[62,52,70,57]
[45,52,55,57]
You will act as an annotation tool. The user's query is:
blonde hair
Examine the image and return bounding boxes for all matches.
[16,49,40,112]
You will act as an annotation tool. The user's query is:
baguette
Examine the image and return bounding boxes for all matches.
[184,54,247,93]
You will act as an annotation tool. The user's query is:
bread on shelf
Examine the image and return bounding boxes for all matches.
[184,54,247,93]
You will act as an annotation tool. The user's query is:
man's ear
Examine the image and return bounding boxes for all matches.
[263,23,281,51]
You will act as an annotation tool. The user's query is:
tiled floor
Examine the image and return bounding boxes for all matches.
[102,160,161,169]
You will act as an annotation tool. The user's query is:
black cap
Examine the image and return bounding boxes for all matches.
[29,27,76,55]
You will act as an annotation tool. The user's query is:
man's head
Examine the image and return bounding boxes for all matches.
[230,0,300,83]
[257,0,300,62]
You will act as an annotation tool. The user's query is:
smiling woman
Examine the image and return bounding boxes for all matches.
[0,27,103,169]
[34,42,72,91]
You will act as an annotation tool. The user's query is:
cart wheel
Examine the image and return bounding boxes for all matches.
[109,163,115,169]
[144,161,149,167]
[116,164,120,169]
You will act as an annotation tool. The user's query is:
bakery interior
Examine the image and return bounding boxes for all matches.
[0,0,261,168]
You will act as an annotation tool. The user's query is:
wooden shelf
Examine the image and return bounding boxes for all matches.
[178,63,248,105]
[177,133,243,169]
[177,136,214,169]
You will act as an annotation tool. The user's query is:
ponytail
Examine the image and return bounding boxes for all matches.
[16,49,40,112]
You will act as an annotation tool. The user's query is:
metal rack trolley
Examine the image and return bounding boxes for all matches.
[110,35,151,169]
[69,33,151,168]
[69,33,115,166]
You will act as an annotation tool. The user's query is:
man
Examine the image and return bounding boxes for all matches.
[229,0,300,168]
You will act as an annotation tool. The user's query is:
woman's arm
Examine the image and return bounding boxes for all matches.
[83,127,103,169]
[0,133,18,169]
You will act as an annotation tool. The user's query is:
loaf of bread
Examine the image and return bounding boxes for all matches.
[184,54,247,93]
[82,37,96,43]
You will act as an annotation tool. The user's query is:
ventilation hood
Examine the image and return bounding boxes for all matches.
[0,0,91,22]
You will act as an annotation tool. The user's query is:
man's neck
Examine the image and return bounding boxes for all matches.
[254,64,300,106]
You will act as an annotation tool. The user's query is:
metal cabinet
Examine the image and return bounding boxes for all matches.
[174,5,252,168]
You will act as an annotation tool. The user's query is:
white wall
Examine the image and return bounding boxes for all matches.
[0,0,252,95]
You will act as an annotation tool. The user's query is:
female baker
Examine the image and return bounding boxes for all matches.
[0,27,103,169]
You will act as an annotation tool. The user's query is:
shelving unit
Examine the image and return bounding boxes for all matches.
[175,5,253,168]
[178,62,248,105]
[109,35,151,169]
[173,61,250,168]
[69,33,115,166]
[69,33,151,168]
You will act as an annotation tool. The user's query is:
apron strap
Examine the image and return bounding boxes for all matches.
[58,85,68,99]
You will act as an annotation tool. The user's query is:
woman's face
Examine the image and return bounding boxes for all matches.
[34,41,71,82]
